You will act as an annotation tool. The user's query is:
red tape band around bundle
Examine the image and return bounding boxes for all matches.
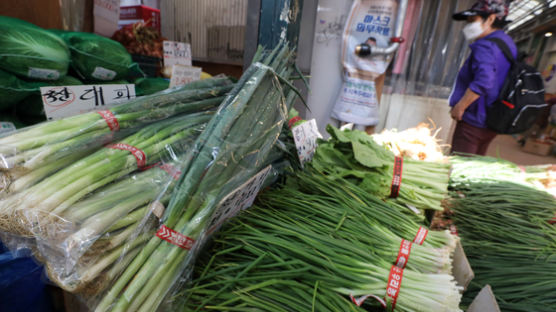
[449,224,459,236]
[288,116,302,128]
[385,265,404,311]
[156,224,195,250]
[97,110,120,131]
[412,227,429,245]
[390,156,403,198]
[349,294,386,308]
[394,240,412,269]
[158,163,182,180]
[106,143,146,169]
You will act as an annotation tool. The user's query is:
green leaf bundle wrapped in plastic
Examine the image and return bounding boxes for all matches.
[0,69,42,110]
[55,31,134,81]
[134,77,169,96]
[0,16,70,80]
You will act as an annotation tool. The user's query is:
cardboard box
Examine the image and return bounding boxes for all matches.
[522,138,554,156]
[467,285,501,312]
[119,5,161,33]
[452,241,474,292]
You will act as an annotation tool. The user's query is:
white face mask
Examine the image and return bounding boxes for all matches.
[462,21,484,41]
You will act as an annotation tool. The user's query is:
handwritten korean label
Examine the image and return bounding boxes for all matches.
[169,65,202,88]
[163,41,192,68]
[207,166,272,235]
[292,119,322,166]
[40,84,135,120]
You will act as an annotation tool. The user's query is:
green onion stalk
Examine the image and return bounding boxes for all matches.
[177,191,462,311]
[0,112,213,238]
[181,245,368,312]
[0,78,231,197]
[94,43,300,312]
[256,179,453,274]
[293,170,458,251]
[311,125,451,211]
[35,162,183,292]
[450,180,556,311]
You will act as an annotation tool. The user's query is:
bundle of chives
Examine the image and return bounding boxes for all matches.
[178,173,462,311]
[450,180,556,311]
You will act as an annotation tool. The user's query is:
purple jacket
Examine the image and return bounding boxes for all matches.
[449,30,517,128]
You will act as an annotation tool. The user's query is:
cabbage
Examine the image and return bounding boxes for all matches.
[55,31,133,81]
[0,16,70,80]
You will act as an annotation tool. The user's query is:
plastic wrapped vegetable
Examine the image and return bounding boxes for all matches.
[0,69,43,110]
[134,77,169,96]
[92,42,299,312]
[55,31,135,81]
[0,16,70,80]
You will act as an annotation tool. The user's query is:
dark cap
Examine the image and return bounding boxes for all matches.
[453,0,511,21]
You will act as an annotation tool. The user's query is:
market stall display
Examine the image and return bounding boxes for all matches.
[179,169,461,312]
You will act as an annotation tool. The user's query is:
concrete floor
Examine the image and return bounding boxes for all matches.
[487,135,556,165]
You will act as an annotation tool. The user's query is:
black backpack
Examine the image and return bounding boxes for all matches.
[485,37,547,134]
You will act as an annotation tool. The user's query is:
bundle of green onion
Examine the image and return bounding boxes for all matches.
[0,78,231,196]
[178,170,462,311]
[311,125,451,211]
[39,161,185,294]
[0,112,212,238]
[93,43,299,312]
[450,178,556,311]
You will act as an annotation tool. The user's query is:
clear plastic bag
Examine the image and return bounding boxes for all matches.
[0,77,232,255]
[88,44,299,312]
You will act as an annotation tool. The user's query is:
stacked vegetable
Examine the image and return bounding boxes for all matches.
[449,156,556,311]
[372,123,446,162]
[0,77,231,262]
[179,169,462,311]
[311,125,451,211]
[90,43,299,312]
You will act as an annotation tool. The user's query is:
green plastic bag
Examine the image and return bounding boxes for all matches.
[0,69,43,110]
[17,76,82,118]
[0,16,70,80]
[55,31,134,81]
[134,77,169,96]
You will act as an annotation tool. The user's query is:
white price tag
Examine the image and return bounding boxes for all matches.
[163,41,192,68]
[40,84,136,120]
[207,166,272,235]
[292,119,322,166]
[169,65,202,88]
[0,122,16,135]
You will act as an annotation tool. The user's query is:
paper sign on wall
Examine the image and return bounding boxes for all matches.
[206,165,272,235]
[169,65,202,88]
[292,119,323,166]
[163,41,192,68]
[93,0,120,37]
[40,84,136,120]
